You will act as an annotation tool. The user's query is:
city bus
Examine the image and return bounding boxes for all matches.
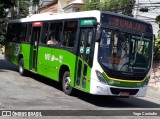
[5,10,153,97]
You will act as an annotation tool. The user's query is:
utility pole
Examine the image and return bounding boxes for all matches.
[17,0,19,17]
[133,0,139,18]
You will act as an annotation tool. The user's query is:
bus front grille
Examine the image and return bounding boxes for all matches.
[110,88,139,95]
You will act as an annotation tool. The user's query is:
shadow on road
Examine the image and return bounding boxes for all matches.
[0,59,18,72]
[73,91,160,108]
[25,72,160,108]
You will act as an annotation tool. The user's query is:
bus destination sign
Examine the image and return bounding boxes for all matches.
[108,17,146,32]
[101,14,152,33]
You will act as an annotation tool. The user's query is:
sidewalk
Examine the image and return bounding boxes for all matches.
[148,69,160,91]
[147,70,160,100]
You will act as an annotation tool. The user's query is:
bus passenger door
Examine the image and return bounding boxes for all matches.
[30,23,42,71]
[75,28,94,91]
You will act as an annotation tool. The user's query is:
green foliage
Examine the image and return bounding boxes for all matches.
[0,1,16,44]
[83,0,135,16]
[0,0,15,8]
[154,34,160,62]
[83,0,101,10]
[155,15,160,24]
[0,0,29,45]
[154,15,160,62]
[0,0,15,19]
[18,0,29,18]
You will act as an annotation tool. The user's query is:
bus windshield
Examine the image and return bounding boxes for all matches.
[98,28,152,73]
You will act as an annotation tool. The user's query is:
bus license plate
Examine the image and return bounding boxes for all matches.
[119,92,130,96]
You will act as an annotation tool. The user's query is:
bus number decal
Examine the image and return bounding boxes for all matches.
[45,54,51,60]
[45,54,63,63]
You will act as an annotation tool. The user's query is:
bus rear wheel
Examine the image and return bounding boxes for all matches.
[62,71,74,95]
[19,58,26,76]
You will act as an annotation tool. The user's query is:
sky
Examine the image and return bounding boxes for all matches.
[135,0,160,36]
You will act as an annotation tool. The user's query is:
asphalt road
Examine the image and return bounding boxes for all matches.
[0,52,160,118]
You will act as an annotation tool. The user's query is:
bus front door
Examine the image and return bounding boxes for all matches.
[30,27,41,71]
[76,28,94,91]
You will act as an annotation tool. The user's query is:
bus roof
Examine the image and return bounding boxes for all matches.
[8,10,151,26]
[8,10,101,23]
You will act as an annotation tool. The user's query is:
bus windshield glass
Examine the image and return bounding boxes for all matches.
[98,28,152,73]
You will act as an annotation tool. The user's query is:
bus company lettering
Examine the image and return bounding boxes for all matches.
[45,54,63,63]
[108,17,146,32]
[45,54,51,60]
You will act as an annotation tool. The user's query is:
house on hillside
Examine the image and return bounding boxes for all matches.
[36,0,84,13]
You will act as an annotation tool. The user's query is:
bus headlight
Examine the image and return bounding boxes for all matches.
[144,76,150,86]
[95,70,107,84]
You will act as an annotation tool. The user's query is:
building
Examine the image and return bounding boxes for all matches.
[38,0,58,13]
[63,0,84,13]
[29,0,160,36]
[37,0,84,13]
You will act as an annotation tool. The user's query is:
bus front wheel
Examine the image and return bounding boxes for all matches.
[62,71,74,95]
[19,58,26,76]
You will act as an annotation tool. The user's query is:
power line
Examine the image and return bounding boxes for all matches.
[137,14,155,19]
[149,0,160,16]
[139,2,160,5]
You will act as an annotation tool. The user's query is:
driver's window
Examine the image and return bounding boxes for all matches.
[137,40,144,54]
[111,31,118,54]
[100,30,111,46]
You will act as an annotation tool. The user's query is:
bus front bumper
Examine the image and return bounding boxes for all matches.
[90,78,147,97]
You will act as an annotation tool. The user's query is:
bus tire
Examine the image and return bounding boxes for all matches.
[62,71,74,95]
[19,58,26,76]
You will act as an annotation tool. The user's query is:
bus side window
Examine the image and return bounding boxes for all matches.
[20,33,25,42]
[40,23,48,45]
[55,22,63,45]
[47,22,63,46]
[62,21,78,47]
[25,24,32,43]
[8,24,18,42]
[15,23,22,42]
[20,24,27,42]
[12,35,17,41]
[6,25,13,41]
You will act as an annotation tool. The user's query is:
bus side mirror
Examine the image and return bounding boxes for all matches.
[94,22,101,42]
[95,30,101,42]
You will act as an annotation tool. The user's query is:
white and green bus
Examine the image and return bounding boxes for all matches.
[5,10,153,97]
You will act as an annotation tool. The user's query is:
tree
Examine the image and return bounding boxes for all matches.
[0,0,15,19]
[154,36,160,62]
[0,0,29,45]
[0,0,16,44]
[83,0,135,17]
[83,0,101,10]
[155,15,160,24]
[18,0,29,18]
[154,15,160,62]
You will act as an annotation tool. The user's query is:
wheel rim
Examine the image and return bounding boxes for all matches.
[64,76,70,91]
